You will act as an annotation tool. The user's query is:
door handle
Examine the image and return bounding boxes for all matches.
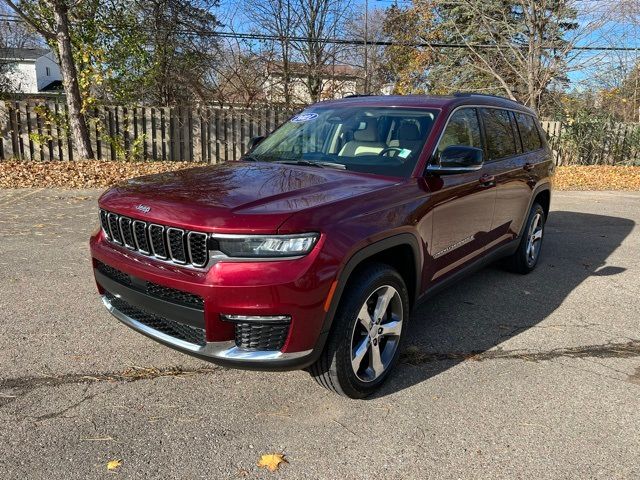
[479,174,495,187]
[523,162,534,172]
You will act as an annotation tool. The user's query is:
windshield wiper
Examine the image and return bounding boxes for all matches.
[275,160,346,170]
[241,154,260,162]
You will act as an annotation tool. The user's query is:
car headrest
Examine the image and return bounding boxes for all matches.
[398,123,421,141]
[353,121,378,142]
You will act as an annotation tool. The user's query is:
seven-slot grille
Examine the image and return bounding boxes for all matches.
[99,209,209,267]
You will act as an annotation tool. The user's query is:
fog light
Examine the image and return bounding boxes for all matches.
[220,314,291,324]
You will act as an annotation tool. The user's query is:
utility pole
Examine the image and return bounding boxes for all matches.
[363,0,369,94]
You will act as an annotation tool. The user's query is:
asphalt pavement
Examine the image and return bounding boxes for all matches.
[0,189,639,479]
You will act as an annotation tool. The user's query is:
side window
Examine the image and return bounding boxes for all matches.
[436,108,482,157]
[481,108,517,160]
[515,113,543,152]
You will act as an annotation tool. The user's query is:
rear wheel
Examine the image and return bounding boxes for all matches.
[505,202,546,274]
[309,263,409,399]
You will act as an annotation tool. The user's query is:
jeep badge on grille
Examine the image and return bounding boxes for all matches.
[135,204,151,213]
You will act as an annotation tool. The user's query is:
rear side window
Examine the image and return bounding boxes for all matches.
[481,108,517,160]
[436,108,482,157]
[515,113,543,152]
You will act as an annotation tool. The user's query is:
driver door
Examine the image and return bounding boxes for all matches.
[426,107,497,283]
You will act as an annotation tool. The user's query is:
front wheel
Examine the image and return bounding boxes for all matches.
[309,263,409,398]
[505,202,546,274]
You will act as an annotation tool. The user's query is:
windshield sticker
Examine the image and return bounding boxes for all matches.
[291,112,318,123]
[398,148,412,159]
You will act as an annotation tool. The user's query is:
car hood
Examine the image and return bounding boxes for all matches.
[98,162,398,233]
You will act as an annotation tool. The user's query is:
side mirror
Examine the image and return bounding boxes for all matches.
[427,145,484,175]
[247,136,265,151]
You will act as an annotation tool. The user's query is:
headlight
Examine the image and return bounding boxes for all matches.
[214,233,319,258]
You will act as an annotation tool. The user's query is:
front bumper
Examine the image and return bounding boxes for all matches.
[91,230,334,370]
[102,294,314,370]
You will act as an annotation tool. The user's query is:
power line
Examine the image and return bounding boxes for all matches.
[1,14,638,52]
[177,30,640,52]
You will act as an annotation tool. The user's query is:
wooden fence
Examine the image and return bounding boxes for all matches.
[540,120,640,166]
[0,99,293,163]
[1,99,639,165]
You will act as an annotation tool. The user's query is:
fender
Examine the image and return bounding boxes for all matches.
[519,182,551,239]
[306,233,423,363]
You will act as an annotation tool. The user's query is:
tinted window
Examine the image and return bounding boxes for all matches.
[481,108,517,160]
[436,108,482,157]
[515,113,542,152]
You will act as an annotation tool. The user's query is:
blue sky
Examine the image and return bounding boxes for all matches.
[216,0,639,88]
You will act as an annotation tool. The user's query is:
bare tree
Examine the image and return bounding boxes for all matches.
[292,0,352,102]
[426,0,610,111]
[3,0,93,159]
[243,0,300,107]
[211,41,271,107]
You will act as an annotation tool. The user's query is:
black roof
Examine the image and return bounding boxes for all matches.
[0,48,51,61]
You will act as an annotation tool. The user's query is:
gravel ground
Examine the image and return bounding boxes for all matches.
[0,189,639,479]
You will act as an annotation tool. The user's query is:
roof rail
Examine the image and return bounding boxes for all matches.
[342,93,377,98]
[453,92,518,102]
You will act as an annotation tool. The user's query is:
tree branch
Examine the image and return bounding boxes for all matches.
[1,0,55,40]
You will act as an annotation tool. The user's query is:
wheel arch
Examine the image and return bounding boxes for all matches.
[519,183,551,238]
[310,233,422,359]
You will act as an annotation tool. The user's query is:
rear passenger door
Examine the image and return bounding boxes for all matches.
[480,108,532,250]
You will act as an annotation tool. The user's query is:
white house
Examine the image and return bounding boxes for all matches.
[0,48,63,93]
[263,62,361,104]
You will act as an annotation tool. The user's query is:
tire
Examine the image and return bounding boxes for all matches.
[309,262,409,399]
[504,202,546,274]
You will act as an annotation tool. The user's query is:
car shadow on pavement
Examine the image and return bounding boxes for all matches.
[376,210,636,398]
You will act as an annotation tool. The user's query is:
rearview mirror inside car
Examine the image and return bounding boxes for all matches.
[247,136,265,151]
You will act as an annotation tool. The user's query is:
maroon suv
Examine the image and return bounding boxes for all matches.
[91,94,552,398]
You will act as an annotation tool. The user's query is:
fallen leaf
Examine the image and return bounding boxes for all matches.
[106,459,122,471]
[1,161,638,191]
[257,453,287,472]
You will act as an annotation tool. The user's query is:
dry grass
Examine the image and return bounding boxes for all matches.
[0,160,638,190]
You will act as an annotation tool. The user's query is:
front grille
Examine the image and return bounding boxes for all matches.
[95,260,204,309]
[100,209,209,268]
[106,292,206,347]
[188,233,208,267]
[133,221,150,254]
[145,282,204,309]
[108,213,123,244]
[96,260,131,286]
[119,217,135,248]
[149,224,168,259]
[167,228,187,263]
[234,322,290,351]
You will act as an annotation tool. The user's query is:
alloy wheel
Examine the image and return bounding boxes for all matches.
[350,285,403,383]
[526,212,544,266]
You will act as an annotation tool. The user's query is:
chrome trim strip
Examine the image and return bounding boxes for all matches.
[118,216,136,250]
[211,232,319,240]
[426,164,483,173]
[102,295,312,362]
[220,314,291,324]
[132,220,151,255]
[187,231,208,268]
[148,223,168,260]
[167,227,187,264]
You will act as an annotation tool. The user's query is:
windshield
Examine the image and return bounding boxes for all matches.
[249,106,438,177]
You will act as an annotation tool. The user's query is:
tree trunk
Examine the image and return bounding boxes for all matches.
[52,0,94,159]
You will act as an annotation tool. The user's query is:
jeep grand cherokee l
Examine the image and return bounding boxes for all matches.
[91,94,553,398]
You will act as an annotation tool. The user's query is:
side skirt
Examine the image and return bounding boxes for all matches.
[416,238,520,306]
